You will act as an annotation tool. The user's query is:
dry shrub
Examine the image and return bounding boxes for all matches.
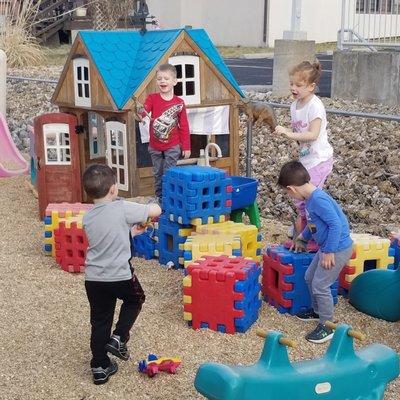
[0,0,44,67]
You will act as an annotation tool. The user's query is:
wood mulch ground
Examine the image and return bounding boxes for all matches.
[0,175,398,400]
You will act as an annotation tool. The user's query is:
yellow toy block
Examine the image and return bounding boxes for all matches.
[345,233,395,285]
[190,214,227,226]
[195,221,262,262]
[182,233,241,267]
[44,211,86,257]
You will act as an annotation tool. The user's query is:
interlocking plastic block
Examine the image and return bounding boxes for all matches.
[196,221,262,263]
[154,213,193,267]
[43,202,92,256]
[390,234,400,270]
[262,246,338,315]
[194,324,399,400]
[183,233,242,267]
[183,255,261,334]
[339,233,395,293]
[54,217,88,273]
[131,228,156,260]
[162,166,232,225]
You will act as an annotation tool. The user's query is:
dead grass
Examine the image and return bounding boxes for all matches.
[41,44,71,66]
[0,0,44,67]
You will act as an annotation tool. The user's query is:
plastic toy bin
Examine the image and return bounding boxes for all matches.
[230,176,258,210]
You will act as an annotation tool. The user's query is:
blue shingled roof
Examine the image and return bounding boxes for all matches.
[79,28,244,110]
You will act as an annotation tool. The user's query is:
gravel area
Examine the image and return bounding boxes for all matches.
[1,67,399,399]
[0,176,399,399]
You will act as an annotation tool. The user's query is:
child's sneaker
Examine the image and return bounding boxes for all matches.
[305,323,334,344]
[296,310,320,321]
[92,359,118,385]
[105,334,130,361]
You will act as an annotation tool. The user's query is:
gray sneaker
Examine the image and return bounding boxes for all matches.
[92,359,118,385]
[105,334,130,361]
[305,323,334,344]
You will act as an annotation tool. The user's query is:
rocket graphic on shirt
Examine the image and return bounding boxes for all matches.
[152,104,183,142]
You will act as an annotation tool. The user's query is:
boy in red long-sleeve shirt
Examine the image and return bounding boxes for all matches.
[138,63,191,204]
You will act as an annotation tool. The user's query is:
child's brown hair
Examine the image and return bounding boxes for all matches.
[83,164,116,199]
[289,60,322,85]
[277,160,311,187]
[156,63,177,78]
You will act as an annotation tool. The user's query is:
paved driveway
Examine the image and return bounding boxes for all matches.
[224,53,332,97]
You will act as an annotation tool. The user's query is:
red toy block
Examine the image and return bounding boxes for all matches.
[54,221,88,273]
[261,253,293,310]
[45,202,92,218]
[184,255,258,334]
[339,251,357,290]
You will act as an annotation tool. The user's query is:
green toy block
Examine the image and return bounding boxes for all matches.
[194,324,399,400]
[230,201,261,229]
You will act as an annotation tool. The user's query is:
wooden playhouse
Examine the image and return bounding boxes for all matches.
[34,28,244,217]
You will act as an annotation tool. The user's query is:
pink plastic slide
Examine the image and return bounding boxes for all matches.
[0,113,28,178]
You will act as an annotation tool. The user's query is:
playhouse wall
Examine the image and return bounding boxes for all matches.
[54,41,115,111]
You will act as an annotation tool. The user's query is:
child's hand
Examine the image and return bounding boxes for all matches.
[275,125,294,139]
[321,253,335,269]
[131,224,146,236]
[291,236,307,252]
[389,231,399,241]
[182,150,191,159]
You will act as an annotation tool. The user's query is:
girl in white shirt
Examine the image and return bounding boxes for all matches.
[275,61,334,235]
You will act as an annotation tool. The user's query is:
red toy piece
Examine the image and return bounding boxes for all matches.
[138,355,182,378]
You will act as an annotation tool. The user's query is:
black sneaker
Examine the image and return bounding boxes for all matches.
[92,360,118,385]
[306,323,334,344]
[105,334,130,361]
[296,310,320,321]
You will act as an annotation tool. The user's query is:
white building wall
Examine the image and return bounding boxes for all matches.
[147,0,267,47]
[147,0,393,47]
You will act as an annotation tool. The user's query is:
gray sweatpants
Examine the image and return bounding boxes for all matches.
[148,144,181,200]
[305,246,353,324]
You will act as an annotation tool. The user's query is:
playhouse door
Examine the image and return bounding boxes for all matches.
[34,113,82,219]
[105,121,128,191]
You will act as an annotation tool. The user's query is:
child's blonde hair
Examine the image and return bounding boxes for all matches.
[290,60,322,85]
[156,63,177,78]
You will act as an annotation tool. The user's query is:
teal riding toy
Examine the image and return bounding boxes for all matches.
[194,322,399,400]
[349,267,400,322]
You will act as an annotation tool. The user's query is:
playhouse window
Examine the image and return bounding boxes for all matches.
[169,55,200,105]
[43,123,71,165]
[88,112,105,159]
[73,58,91,107]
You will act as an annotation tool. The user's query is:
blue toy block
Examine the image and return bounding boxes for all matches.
[194,324,400,400]
[162,166,232,225]
[131,228,156,260]
[234,264,262,333]
[390,237,400,269]
[263,246,338,315]
[154,213,193,267]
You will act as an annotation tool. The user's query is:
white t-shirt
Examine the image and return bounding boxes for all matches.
[290,95,333,169]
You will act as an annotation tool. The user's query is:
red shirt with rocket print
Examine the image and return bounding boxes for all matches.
[143,93,191,151]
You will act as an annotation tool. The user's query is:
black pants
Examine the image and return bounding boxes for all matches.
[85,275,145,368]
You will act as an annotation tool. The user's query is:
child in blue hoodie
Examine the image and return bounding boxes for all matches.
[278,160,353,344]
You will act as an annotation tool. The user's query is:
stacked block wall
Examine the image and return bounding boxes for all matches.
[162,166,232,225]
[195,221,262,263]
[262,246,338,315]
[54,217,88,273]
[43,202,92,256]
[183,255,261,334]
[339,233,395,294]
[154,213,194,267]
[183,233,242,267]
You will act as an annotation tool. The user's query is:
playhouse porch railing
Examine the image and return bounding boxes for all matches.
[338,0,400,50]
